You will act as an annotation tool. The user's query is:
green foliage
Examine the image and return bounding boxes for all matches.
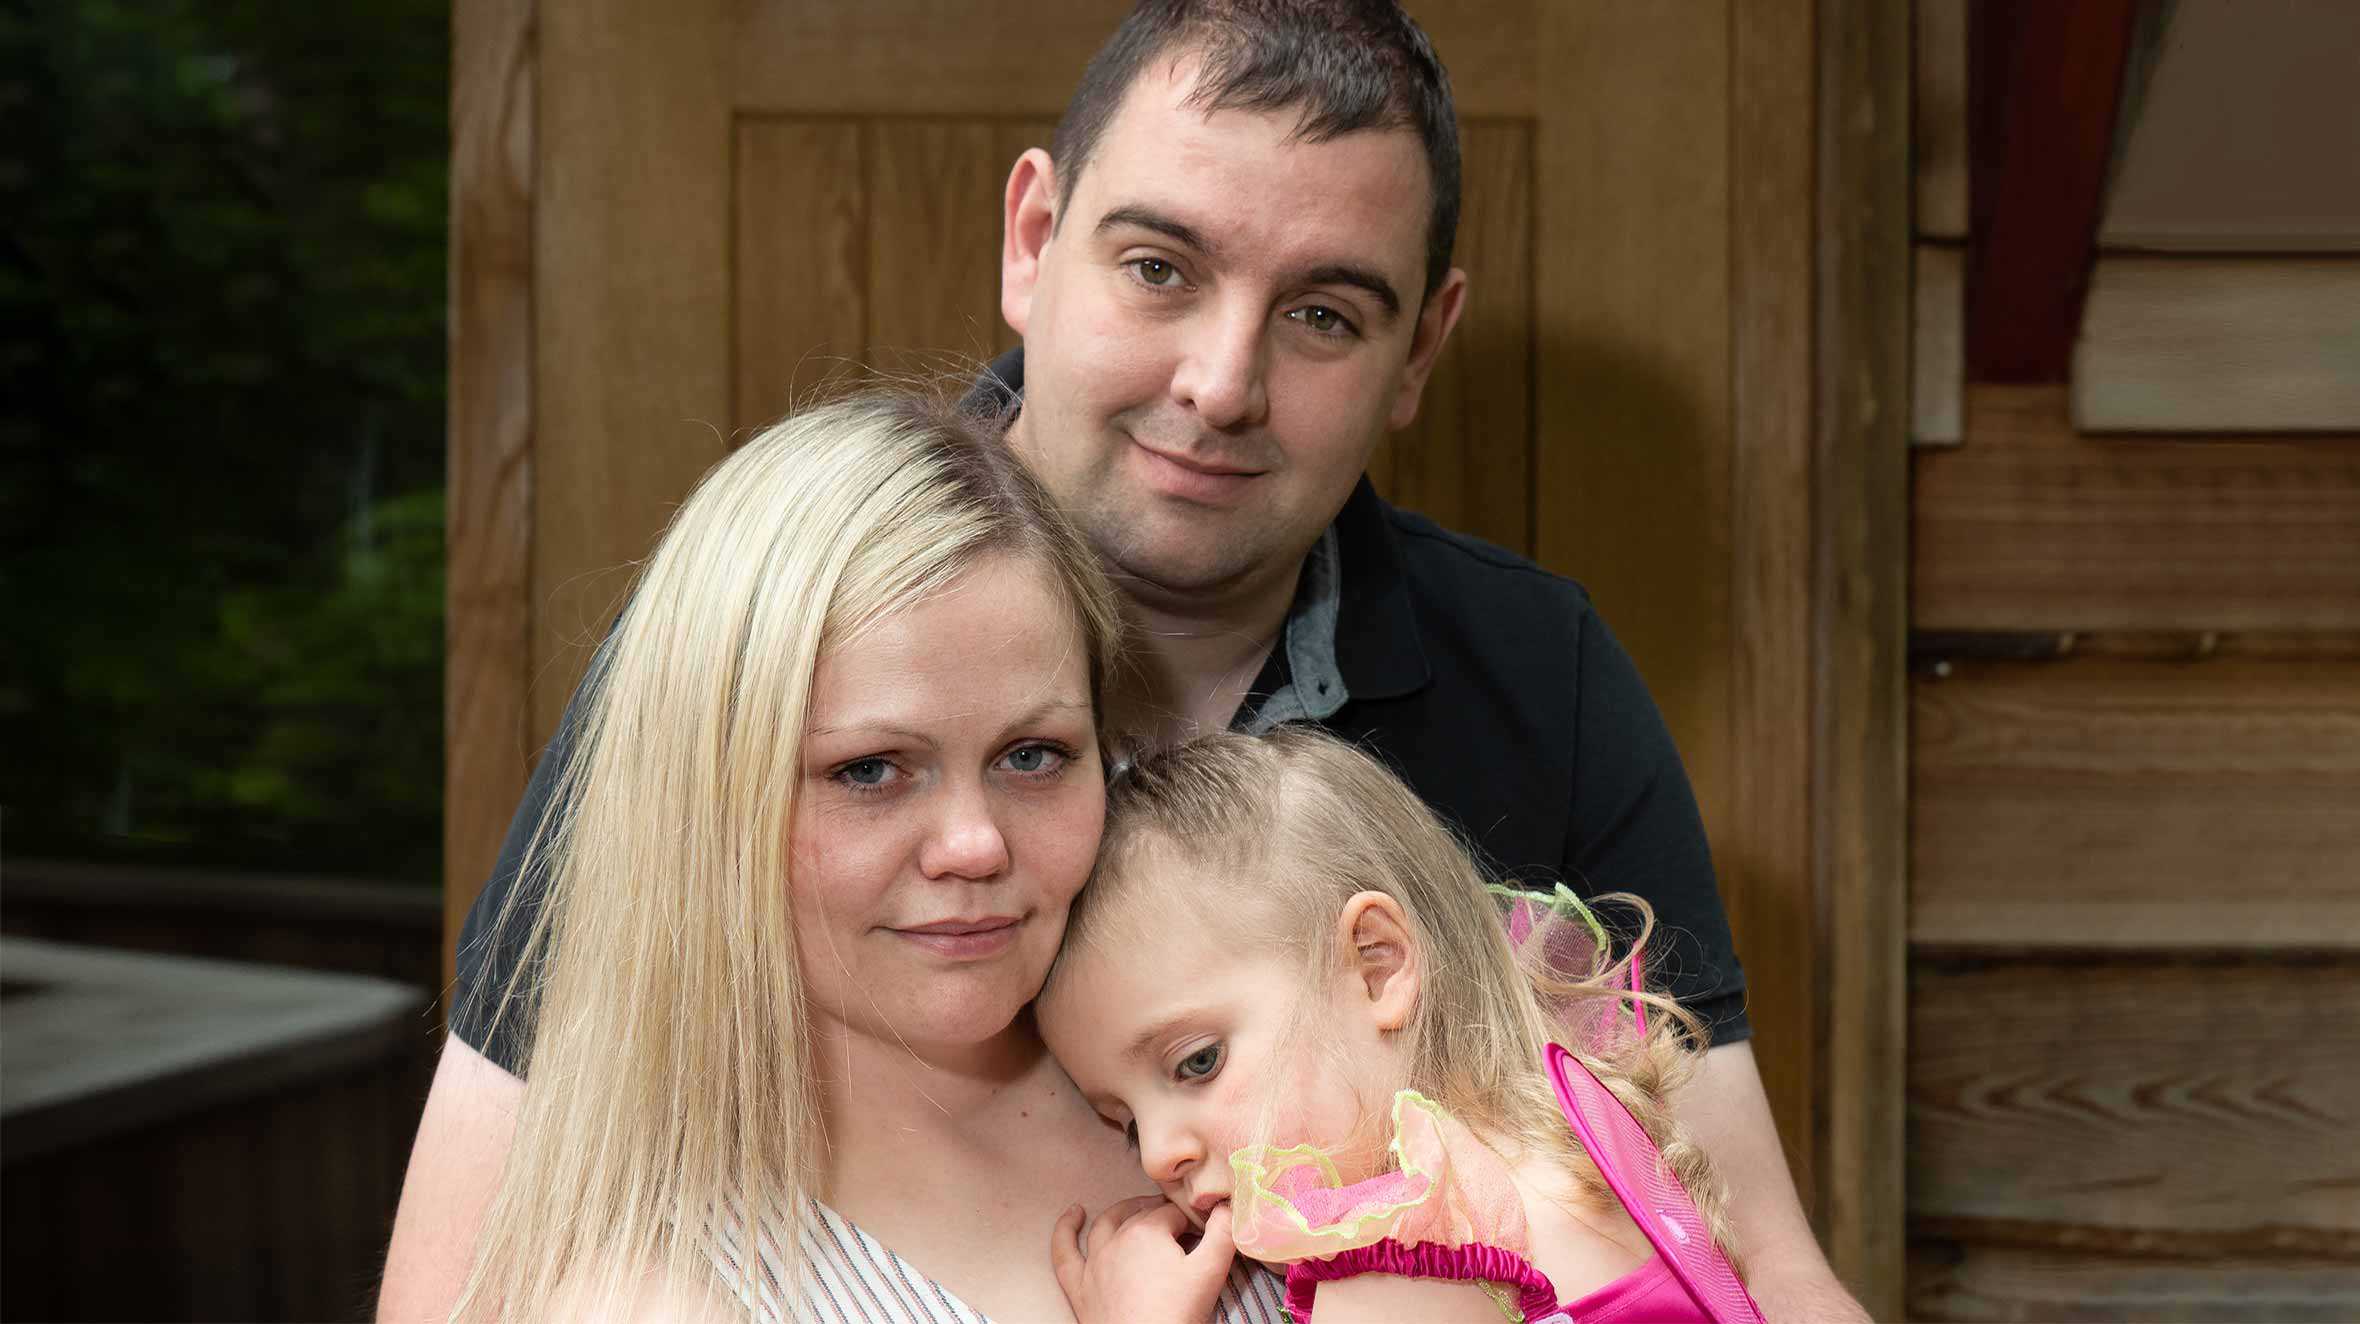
[1,0,449,880]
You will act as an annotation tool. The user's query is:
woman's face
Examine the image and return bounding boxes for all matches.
[790,551,1105,1054]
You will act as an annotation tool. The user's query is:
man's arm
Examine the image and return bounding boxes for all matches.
[1679,1041,1871,1324]
[377,1036,523,1323]
[1561,610,1865,1320]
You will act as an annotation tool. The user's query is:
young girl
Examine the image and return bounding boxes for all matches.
[1038,726,1763,1324]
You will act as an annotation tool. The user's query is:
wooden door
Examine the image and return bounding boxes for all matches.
[449,1,1909,1310]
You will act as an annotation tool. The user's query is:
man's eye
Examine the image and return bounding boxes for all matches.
[1176,1043,1224,1081]
[1289,304,1355,337]
[1132,257,1181,287]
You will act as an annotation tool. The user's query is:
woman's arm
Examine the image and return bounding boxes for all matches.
[376,1035,523,1323]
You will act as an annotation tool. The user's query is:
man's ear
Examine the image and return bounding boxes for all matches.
[1334,891,1421,1032]
[1386,266,1469,430]
[1001,148,1059,338]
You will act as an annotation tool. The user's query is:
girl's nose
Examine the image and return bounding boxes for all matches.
[916,780,1010,881]
[1137,1118,1203,1187]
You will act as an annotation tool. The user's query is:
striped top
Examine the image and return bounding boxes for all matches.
[708,1201,1293,1324]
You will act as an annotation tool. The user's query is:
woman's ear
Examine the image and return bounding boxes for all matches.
[1334,892,1420,1032]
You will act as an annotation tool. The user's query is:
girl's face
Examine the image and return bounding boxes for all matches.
[1038,849,1409,1241]
[789,552,1105,1055]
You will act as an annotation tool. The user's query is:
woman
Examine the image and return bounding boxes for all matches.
[388,393,1289,1321]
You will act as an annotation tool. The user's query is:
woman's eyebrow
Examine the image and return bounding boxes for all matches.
[804,721,938,746]
[997,696,1093,734]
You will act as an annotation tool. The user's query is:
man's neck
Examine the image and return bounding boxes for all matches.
[1109,555,1304,746]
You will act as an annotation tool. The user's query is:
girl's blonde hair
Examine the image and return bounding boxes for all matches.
[1051,725,1736,1261]
[455,391,1124,1320]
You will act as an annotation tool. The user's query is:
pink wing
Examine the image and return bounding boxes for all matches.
[1543,1043,1766,1324]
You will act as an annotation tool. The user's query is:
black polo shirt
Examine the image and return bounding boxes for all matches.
[454,355,1749,1074]
[1247,477,1749,1045]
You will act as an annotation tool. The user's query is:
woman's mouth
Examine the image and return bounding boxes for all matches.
[892,916,1022,959]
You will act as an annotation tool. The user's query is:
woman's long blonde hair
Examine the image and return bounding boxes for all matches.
[454,391,1124,1320]
[1051,725,1737,1262]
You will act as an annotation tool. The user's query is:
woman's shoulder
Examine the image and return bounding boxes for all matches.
[544,1262,750,1324]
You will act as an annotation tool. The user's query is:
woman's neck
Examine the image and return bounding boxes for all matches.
[806,1009,1085,1190]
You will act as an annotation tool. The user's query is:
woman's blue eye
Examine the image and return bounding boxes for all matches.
[1003,743,1062,774]
[1176,1043,1223,1081]
[838,757,891,787]
[1133,257,1180,287]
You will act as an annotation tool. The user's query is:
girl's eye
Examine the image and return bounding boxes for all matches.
[1176,1043,1224,1081]
[1287,304,1356,337]
[999,742,1069,776]
[1131,257,1182,287]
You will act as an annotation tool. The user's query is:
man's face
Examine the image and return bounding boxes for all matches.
[1003,58,1465,600]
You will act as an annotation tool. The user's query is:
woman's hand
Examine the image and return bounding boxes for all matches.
[1050,1194,1236,1324]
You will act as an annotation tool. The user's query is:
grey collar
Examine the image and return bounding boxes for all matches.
[1237,526,1348,733]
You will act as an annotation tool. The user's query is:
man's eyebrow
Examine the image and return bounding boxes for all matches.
[1095,205,1216,257]
[1299,263,1401,320]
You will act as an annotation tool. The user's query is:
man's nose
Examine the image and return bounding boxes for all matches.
[1169,301,1270,431]
[916,779,1010,881]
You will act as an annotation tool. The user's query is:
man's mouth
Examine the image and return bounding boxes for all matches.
[1127,437,1268,506]
[1140,444,1264,478]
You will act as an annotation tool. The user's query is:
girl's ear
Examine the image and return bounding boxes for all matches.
[1335,892,1420,1032]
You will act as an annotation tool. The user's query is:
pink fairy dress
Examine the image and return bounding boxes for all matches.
[1229,1048,1765,1324]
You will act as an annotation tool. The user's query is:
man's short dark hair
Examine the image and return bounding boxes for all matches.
[1051,0,1461,301]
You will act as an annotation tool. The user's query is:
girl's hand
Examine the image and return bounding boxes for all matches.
[1050,1194,1236,1324]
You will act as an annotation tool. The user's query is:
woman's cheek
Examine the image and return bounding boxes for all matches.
[1007,775,1104,899]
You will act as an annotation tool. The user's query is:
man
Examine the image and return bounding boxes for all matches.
[385,3,1869,1320]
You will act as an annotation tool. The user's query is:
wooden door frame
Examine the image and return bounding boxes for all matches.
[1812,0,1911,1313]
[444,1,1910,1311]
[445,0,535,990]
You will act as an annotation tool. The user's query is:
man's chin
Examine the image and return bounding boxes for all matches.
[1097,540,1267,602]
[1075,508,1261,595]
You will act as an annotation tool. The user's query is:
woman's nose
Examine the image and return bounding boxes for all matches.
[916,780,1011,881]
